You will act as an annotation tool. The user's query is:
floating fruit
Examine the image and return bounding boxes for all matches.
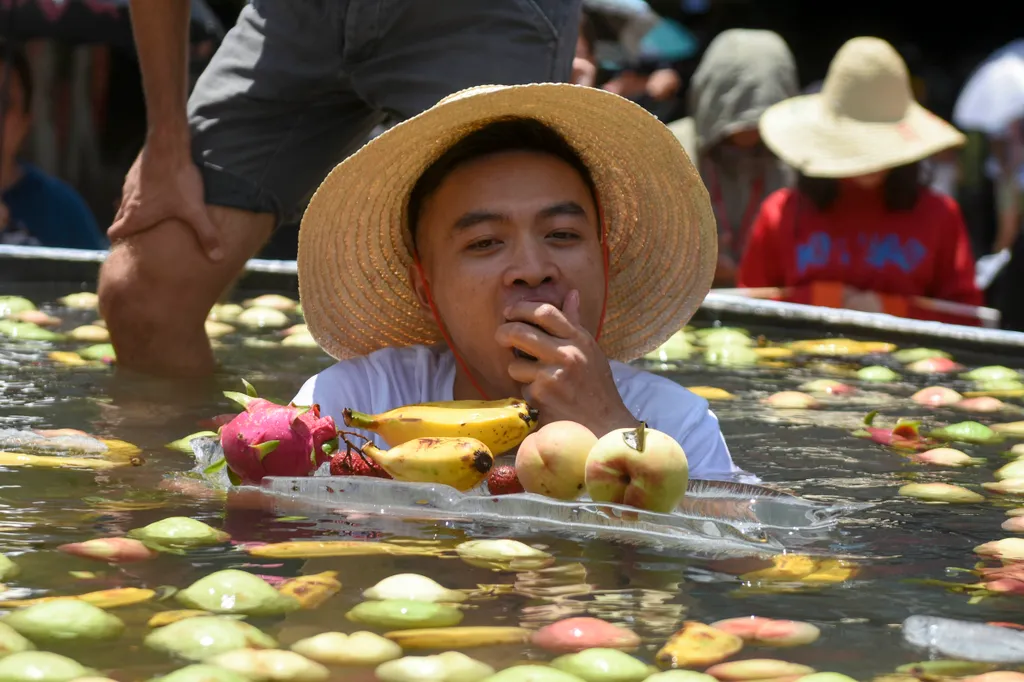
[344,398,537,457]
[1003,517,1024,532]
[912,386,963,407]
[481,666,587,682]
[986,478,1024,495]
[346,600,463,630]
[376,652,494,682]
[3,600,124,642]
[206,649,328,682]
[281,332,319,348]
[0,622,33,657]
[278,571,341,609]
[145,616,276,661]
[147,610,211,628]
[992,422,1024,437]
[763,391,819,409]
[856,366,899,382]
[157,664,249,682]
[12,310,59,327]
[0,651,92,682]
[896,661,997,677]
[975,538,1024,562]
[798,379,854,395]
[644,673,717,682]
[0,587,155,609]
[236,306,290,330]
[704,660,815,680]
[955,397,1010,413]
[704,345,758,366]
[67,325,109,343]
[906,357,964,374]
[931,422,1005,445]
[0,555,18,581]
[290,631,402,666]
[788,338,878,356]
[360,437,494,492]
[899,483,984,504]
[364,574,466,603]
[741,555,818,582]
[487,465,525,495]
[913,448,982,467]
[656,621,744,668]
[244,294,299,312]
[77,343,115,363]
[700,328,753,348]
[209,303,244,323]
[386,626,530,650]
[550,648,652,682]
[204,320,235,339]
[246,540,434,558]
[48,351,90,367]
[455,540,553,571]
[893,348,951,364]
[0,296,35,317]
[585,423,688,513]
[532,617,640,653]
[710,617,820,647]
[176,570,300,616]
[798,675,858,682]
[963,366,1021,382]
[686,386,736,401]
[127,517,229,550]
[57,537,158,563]
[0,321,63,341]
[58,292,98,309]
[516,421,597,500]
[644,330,693,363]
[996,460,1024,480]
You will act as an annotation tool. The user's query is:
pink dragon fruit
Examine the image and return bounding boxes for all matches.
[218,380,338,484]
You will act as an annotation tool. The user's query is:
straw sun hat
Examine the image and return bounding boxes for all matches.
[759,37,966,178]
[298,83,717,363]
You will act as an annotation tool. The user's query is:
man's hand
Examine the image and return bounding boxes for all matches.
[646,68,681,101]
[109,138,223,261]
[496,290,639,437]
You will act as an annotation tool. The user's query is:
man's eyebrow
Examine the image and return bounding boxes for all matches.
[538,201,587,219]
[453,210,506,230]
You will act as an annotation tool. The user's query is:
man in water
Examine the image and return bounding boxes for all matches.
[98,0,581,378]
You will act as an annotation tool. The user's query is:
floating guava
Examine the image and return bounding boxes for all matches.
[704,659,816,680]
[176,570,299,616]
[906,357,964,374]
[992,422,1024,437]
[0,321,63,342]
[77,344,115,363]
[67,325,109,343]
[930,421,1005,445]
[856,366,899,382]
[375,652,494,682]
[996,460,1024,481]
[57,292,98,310]
[127,517,229,551]
[893,348,951,364]
[551,648,653,682]
[236,307,290,330]
[345,600,463,630]
[914,448,982,467]
[699,328,753,348]
[12,310,60,327]
[984,479,1024,495]
[963,366,1021,382]
[243,294,299,312]
[209,304,244,323]
[363,574,467,603]
[0,555,18,581]
[975,380,1024,394]
[156,664,249,682]
[643,330,692,363]
[703,345,758,367]
[975,538,1024,561]
[454,540,553,571]
[762,391,819,409]
[898,483,985,504]
[204,321,236,339]
[954,397,1010,413]
[0,651,92,682]
[797,675,859,682]
[798,379,854,395]
[0,623,33,657]
[281,333,318,348]
[145,616,276,661]
[481,666,587,682]
[282,324,308,337]
[57,537,158,563]
[0,297,35,318]
[644,673,717,682]
[1002,517,1024,532]
[532,617,640,653]
[387,627,530,650]
[3,600,124,642]
[243,338,280,349]
[205,649,328,682]
[290,631,401,666]
[911,386,963,407]
[709,617,820,647]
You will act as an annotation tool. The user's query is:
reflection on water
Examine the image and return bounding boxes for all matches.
[0,282,1023,678]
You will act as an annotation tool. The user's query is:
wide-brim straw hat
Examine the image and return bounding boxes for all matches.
[759,37,966,178]
[298,83,717,363]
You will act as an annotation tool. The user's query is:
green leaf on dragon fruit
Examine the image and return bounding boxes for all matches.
[167,431,219,453]
[322,440,337,458]
[254,441,279,461]
[227,469,242,487]
[242,378,259,398]
[204,458,228,476]
[223,391,254,410]
[864,410,879,426]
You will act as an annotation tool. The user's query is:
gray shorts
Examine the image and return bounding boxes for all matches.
[187,0,582,224]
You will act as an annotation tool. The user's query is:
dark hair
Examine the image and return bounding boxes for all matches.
[797,162,923,212]
[407,118,598,251]
[0,42,31,115]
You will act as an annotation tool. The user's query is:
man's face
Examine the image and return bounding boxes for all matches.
[411,151,605,397]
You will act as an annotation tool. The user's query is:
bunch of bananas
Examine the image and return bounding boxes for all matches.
[342,398,538,491]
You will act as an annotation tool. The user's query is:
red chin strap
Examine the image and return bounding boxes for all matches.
[415,196,610,401]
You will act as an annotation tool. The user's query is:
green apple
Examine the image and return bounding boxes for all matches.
[584,423,688,513]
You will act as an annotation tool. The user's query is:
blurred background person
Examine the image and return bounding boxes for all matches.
[667,29,798,286]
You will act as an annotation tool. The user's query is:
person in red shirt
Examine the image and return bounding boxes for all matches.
[737,37,984,324]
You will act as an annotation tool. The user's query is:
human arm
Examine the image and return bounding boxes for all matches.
[108,0,221,259]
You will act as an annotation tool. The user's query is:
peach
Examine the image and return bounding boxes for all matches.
[704,659,815,681]
[531,617,640,653]
[515,421,597,500]
[911,386,963,407]
[710,616,820,647]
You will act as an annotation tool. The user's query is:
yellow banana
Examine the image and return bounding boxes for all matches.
[0,451,141,470]
[361,437,493,492]
[246,540,443,559]
[343,398,538,455]
[0,587,155,609]
[278,571,341,609]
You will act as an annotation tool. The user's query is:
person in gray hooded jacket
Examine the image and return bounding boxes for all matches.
[668,29,798,286]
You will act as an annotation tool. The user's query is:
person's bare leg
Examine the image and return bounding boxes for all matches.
[98,206,274,378]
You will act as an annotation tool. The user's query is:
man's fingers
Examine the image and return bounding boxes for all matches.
[184,205,224,261]
[503,300,578,339]
[507,357,540,385]
[495,321,562,362]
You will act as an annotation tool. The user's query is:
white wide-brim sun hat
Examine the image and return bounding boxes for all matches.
[760,37,966,178]
[298,83,717,363]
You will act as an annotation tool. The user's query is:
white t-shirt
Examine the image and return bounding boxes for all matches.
[292,344,744,481]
